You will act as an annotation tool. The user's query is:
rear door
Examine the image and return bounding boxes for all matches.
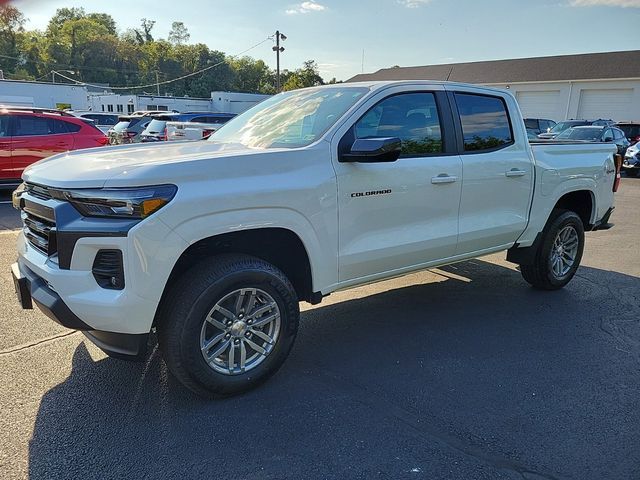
[11,114,74,176]
[332,86,463,282]
[448,88,533,254]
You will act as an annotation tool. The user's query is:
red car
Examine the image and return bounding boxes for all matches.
[0,107,108,185]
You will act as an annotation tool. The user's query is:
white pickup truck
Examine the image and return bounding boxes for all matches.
[12,81,620,398]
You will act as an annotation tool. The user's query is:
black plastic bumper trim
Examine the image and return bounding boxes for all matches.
[20,264,92,330]
[591,207,615,231]
[82,331,149,361]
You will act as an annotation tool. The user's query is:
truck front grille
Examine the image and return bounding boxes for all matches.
[22,201,57,257]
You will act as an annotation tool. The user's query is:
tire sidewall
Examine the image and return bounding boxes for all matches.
[539,211,585,288]
[179,268,299,396]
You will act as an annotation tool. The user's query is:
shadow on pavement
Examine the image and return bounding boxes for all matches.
[28,260,640,480]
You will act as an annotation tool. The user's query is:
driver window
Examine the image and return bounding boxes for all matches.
[355,92,443,156]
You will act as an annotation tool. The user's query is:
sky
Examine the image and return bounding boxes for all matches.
[10,0,640,82]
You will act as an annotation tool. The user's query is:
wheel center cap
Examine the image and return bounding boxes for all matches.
[230,320,247,337]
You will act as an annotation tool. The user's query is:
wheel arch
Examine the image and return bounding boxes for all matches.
[154,227,319,325]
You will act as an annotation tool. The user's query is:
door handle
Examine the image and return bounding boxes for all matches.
[505,169,527,177]
[431,174,458,184]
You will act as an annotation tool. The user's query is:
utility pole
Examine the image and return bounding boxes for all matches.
[155,71,160,96]
[272,30,286,92]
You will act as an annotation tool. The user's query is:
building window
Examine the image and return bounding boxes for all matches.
[107,105,114,112]
[116,104,123,113]
[127,104,134,114]
[101,105,105,112]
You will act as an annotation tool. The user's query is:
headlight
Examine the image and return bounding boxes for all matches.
[61,184,177,219]
[12,182,26,210]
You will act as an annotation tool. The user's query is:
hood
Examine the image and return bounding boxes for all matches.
[22,141,271,188]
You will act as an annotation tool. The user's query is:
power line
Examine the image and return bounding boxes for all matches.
[53,37,272,91]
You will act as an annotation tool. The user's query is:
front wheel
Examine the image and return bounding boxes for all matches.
[520,210,585,290]
[157,254,300,398]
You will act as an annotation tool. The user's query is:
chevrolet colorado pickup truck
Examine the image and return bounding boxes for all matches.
[12,81,620,398]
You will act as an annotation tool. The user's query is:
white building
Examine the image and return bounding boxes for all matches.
[348,50,640,122]
[0,79,91,110]
[88,92,270,115]
[211,92,270,114]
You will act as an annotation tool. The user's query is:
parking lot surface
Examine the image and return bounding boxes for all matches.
[1,179,639,480]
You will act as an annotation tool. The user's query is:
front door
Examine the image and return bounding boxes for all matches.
[333,88,463,282]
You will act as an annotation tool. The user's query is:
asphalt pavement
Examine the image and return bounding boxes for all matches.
[0,178,639,480]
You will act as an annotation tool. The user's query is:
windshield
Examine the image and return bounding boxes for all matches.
[550,121,586,133]
[209,86,368,148]
[557,127,602,140]
[145,119,168,134]
[112,121,130,132]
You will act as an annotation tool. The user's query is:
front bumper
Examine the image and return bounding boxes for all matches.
[11,260,149,360]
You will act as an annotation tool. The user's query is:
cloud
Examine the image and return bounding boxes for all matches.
[285,1,327,14]
[397,0,432,7]
[569,0,640,7]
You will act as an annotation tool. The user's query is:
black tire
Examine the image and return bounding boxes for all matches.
[625,169,638,177]
[157,254,299,398]
[520,209,585,290]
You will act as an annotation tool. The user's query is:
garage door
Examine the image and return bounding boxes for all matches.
[577,89,633,121]
[516,91,561,119]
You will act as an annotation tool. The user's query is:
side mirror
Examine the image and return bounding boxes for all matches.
[603,136,613,142]
[340,137,402,163]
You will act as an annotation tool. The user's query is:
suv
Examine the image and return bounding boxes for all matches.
[555,125,630,155]
[140,112,235,142]
[70,112,120,134]
[0,106,108,185]
[615,122,640,145]
[538,119,615,139]
[524,118,556,135]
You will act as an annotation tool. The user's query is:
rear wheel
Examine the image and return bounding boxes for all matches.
[520,210,584,290]
[157,254,299,398]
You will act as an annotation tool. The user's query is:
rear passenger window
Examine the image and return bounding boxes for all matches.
[14,116,52,136]
[355,92,443,156]
[455,93,513,152]
[52,119,69,134]
[63,120,81,133]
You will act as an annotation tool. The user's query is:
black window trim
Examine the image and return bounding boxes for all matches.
[449,91,516,155]
[339,89,458,160]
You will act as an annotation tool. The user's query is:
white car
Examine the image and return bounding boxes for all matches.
[12,81,618,397]
[623,143,639,176]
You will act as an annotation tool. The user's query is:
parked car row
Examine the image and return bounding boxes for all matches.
[107,111,236,144]
[0,106,108,184]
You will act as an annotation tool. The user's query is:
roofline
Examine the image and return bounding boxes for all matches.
[482,77,640,86]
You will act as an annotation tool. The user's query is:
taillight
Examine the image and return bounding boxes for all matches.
[97,136,109,146]
[162,128,168,141]
[613,154,622,192]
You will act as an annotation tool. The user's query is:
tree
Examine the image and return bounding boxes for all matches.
[0,5,26,73]
[168,21,190,45]
[282,60,323,91]
[134,18,155,44]
[0,6,332,95]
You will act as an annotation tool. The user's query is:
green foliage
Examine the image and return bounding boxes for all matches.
[0,6,329,94]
